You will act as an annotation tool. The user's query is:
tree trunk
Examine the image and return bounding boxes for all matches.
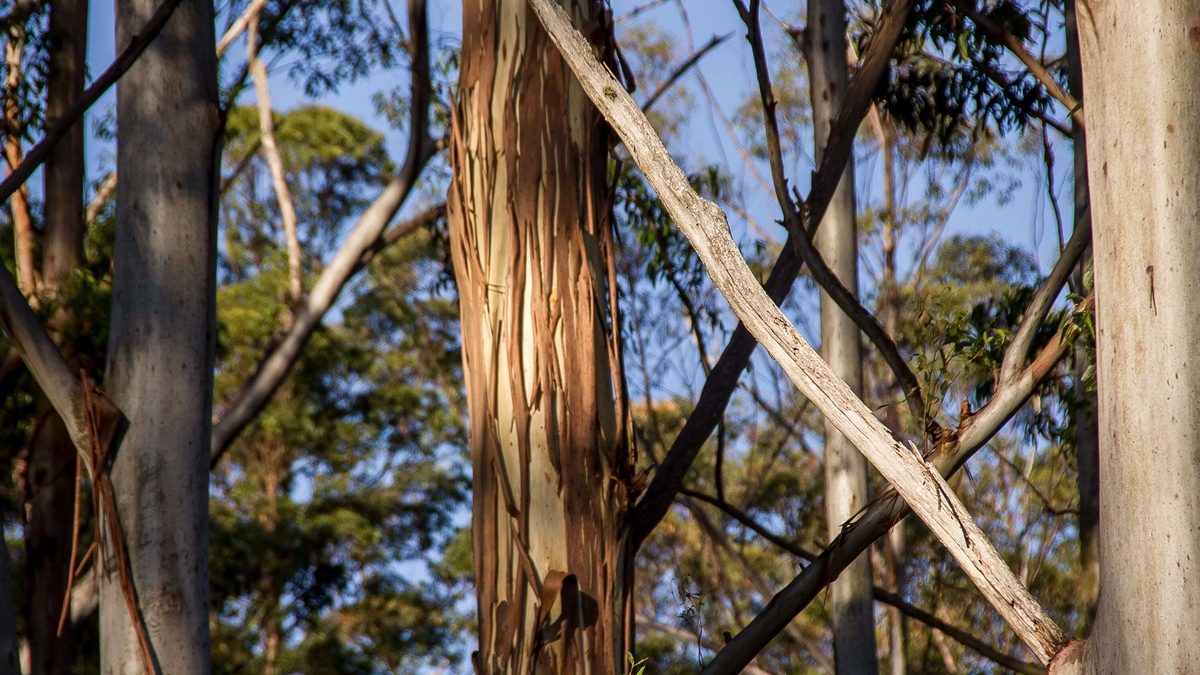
[448,2,633,672]
[0,535,17,675]
[1063,0,1099,632]
[1055,1,1200,671]
[810,0,878,671]
[100,0,219,671]
[26,1,88,672]
[3,24,37,296]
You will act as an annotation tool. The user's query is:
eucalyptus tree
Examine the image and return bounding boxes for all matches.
[448,0,636,671]
[808,0,878,668]
[1052,1,1200,671]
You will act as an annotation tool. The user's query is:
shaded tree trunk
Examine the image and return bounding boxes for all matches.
[1054,1,1200,671]
[868,102,906,675]
[0,535,17,675]
[448,1,633,672]
[1063,0,1098,630]
[810,0,877,671]
[100,0,219,671]
[26,1,88,672]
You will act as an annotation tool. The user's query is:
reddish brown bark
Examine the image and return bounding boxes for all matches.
[27,2,88,672]
[448,2,634,672]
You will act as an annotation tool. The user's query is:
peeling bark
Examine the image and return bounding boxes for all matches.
[449,2,633,671]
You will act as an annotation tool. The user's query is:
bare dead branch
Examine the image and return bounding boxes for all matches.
[529,1,1066,668]
[85,171,117,225]
[246,4,303,304]
[215,0,268,58]
[628,0,917,551]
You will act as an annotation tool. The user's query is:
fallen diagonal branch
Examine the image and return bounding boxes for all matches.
[528,0,1066,668]
[702,293,1091,673]
[628,0,917,550]
[736,0,925,421]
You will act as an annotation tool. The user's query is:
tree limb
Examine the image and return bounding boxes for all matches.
[209,0,433,463]
[0,0,186,205]
[640,32,730,114]
[529,0,1066,668]
[872,588,1046,675]
[684,487,1043,674]
[701,292,1091,673]
[247,4,303,304]
[628,0,917,551]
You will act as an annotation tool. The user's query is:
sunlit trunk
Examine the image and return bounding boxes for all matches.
[448,2,634,672]
[1054,1,1200,671]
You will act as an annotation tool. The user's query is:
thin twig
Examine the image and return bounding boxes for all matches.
[640,32,730,113]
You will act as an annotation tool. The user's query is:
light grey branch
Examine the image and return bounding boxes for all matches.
[527,0,1066,669]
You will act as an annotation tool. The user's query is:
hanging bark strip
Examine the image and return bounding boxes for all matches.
[81,375,154,675]
[527,0,1067,666]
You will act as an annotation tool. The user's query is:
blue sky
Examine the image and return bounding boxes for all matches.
[79,0,1075,278]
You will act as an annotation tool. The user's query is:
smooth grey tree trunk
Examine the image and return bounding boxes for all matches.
[810,0,878,671]
[1053,1,1200,671]
[100,0,219,672]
